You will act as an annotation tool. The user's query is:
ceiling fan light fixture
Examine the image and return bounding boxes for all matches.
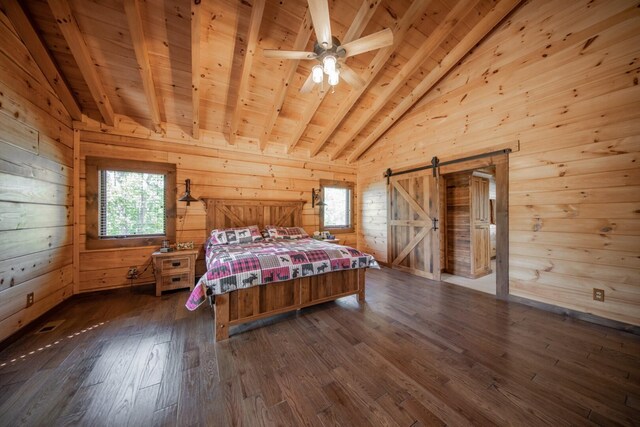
[323,55,336,75]
[312,65,324,84]
[328,69,339,86]
[263,1,394,94]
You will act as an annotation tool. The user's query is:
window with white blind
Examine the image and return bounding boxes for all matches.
[85,157,176,249]
[99,170,166,238]
[320,180,355,233]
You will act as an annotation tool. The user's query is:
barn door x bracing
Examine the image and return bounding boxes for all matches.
[388,171,441,280]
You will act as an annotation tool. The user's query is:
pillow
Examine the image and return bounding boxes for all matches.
[210,225,263,245]
[209,230,228,245]
[264,225,309,240]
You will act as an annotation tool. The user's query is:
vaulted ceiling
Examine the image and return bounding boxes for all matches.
[5,0,520,163]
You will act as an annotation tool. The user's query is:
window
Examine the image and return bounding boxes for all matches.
[99,170,166,237]
[86,157,176,249]
[320,180,354,233]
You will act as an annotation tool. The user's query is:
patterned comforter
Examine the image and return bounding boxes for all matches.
[185,238,379,310]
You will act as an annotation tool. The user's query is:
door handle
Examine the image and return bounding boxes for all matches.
[432,218,439,230]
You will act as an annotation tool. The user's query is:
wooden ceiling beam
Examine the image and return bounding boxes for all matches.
[124,0,162,133]
[285,0,382,154]
[347,0,522,163]
[229,0,266,145]
[259,9,313,151]
[191,0,201,139]
[0,0,82,121]
[330,0,475,160]
[307,0,432,158]
[47,0,115,126]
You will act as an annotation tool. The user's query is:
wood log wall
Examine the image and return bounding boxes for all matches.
[78,132,357,292]
[0,12,75,341]
[358,0,640,325]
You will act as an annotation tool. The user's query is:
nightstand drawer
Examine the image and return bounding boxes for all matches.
[160,256,191,272]
[161,273,191,289]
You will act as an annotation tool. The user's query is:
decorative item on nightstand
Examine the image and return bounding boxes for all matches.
[176,241,194,250]
[159,239,173,253]
[314,230,340,244]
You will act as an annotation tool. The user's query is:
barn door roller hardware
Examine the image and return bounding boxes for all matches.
[383,148,512,183]
[384,168,392,184]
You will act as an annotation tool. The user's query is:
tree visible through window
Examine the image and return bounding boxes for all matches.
[85,157,176,249]
[323,187,351,228]
[99,170,166,237]
[320,180,354,233]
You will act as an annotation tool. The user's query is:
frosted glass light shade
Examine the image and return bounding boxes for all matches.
[323,55,336,75]
[312,65,323,83]
[328,69,339,86]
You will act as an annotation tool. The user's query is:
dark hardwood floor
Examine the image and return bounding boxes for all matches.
[1,267,639,426]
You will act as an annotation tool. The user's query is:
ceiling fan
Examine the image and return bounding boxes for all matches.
[262,0,393,93]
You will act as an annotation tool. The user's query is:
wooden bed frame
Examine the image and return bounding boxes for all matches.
[203,199,366,341]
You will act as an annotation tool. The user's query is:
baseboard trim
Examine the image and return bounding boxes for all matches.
[508,294,639,336]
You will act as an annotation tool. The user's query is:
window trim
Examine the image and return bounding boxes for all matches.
[85,157,176,250]
[319,179,355,234]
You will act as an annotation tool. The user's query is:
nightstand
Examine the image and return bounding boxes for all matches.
[152,249,198,296]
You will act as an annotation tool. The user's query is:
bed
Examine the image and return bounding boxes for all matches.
[186,199,378,341]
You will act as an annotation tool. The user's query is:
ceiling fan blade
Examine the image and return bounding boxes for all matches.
[342,28,393,58]
[307,0,332,48]
[263,49,317,60]
[339,63,365,90]
[300,72,316,93]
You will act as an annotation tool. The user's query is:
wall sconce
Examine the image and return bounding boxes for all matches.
[311,188,325,208]
[178,179,199,206]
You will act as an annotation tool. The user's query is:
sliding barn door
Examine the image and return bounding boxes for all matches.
[388,171,441,280]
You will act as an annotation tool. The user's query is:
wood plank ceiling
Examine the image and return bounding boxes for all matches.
[12,0,517,163]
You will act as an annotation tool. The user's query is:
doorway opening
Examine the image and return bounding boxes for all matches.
[386,150,509,298]
[440,167,497,295]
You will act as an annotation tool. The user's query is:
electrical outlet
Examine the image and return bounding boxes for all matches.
[593,288,605,302]
[26,292,34,307]
[127,267,139,279]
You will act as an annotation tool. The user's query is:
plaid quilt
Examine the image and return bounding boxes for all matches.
[185,238,379,310]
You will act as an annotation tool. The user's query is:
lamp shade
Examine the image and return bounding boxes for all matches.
[323,55,336,75]
[311,188,326,208]
[312,65,323,83]
[178,179,199,206]
[328,69,339,86]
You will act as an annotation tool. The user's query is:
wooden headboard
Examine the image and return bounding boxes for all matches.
[203,199,305,235]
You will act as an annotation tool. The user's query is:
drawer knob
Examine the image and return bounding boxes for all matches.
[172,277,181,282]
[172,261,181,267]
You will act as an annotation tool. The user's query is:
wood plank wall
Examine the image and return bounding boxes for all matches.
[0,11,75,341]
[357,0,640,325]
[78,132,357,292]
